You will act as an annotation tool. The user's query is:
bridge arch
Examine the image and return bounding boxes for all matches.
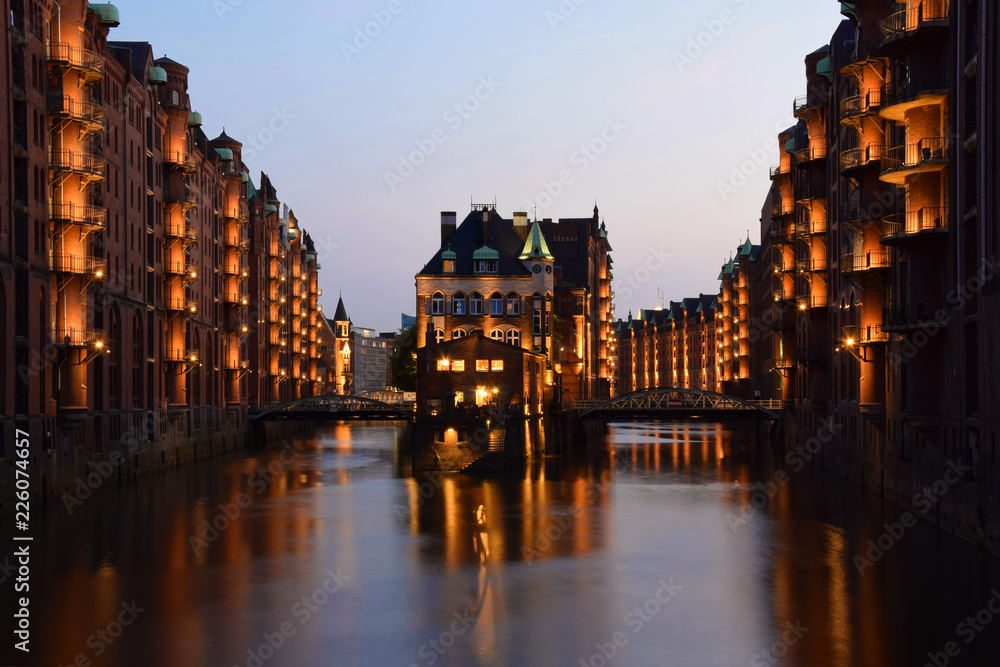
[578,388,778,420]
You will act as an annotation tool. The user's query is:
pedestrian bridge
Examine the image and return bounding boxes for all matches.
[250,395,410,421]
[574,388,779,420]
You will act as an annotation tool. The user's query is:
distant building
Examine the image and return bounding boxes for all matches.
[401,313,416,331]
[414,204,612,412]
[351,325,393,395]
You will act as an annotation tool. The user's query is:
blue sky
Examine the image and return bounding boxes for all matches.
[107,0,845,332]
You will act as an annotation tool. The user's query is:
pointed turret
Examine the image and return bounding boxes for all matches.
[518,221,554,260]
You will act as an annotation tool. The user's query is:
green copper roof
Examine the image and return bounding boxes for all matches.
[241,171,250,183]
[784,137,797,153]
[188,111,202,126]
[147,66,167,84]
[264,204,277,214]
[473,245,499,260]
[287,228,298,239]
[306,252,315,261]
[817,55,834,82]
[739,237,754,256]
[215,147,233,161]
[440,244,456,261]
[89,3,120,26]
[278,218,288,227]
[518,221,554,260]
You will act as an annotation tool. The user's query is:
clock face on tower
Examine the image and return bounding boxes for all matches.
[533,265,542,274]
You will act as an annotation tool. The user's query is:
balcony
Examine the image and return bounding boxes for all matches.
[164,260,197,279]
[839,89,882,124]
[164,348,200,363]
[50,202,106,231]
[771,286,795,302]
[50,150,105,181]
[51,253,106,278]
[883,303,942,332]
[793,94,823,119]
[163,189,199,208]
[52,327,103,348]
[794,145,827,165]
[840,145,884,174]
[163,150,199,172]
[223,263,246,276]
[165,298,198,314]
[796,257,828,273]
[795,219,827,236]
[225,358,249,371]
[224,206,250,223]
[47,94,104,131]
[797,295,826,310]
[47,42,104,81]
[769,163,791,180]
[225,233,249,249]
[880,137,950,184]
[771,202,795,219]
[771,225,795,246]
[880,0,950,52]
[880,206,948,243]
[880,70,949,122]
[841,250,891,273]
[164,222,199,243]
[843,324,889,345]
[224,291,249,306]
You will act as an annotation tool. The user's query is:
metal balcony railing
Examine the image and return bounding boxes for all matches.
[796,257,828,273]
[164,222,199,242]
[881,206,949,239]
[51,253,106,277]
[163,150,199,172]
[840,89,882,119]
[47,42,104,78]
[840,144,884,171]
[164,348,199,363]
[841,250,891,273]
[165,298,198,313]
[47,94,104,128]
[50,150,105,177]
[883,303,941,331]
[881,0,950,41]
[795,145,827,164]
[881,70,949,109]
[163,189,199,207]
[163,260,197,278]
[50,202,106,229]
[843,324,889,345]
[52,327,103,347]
[881,137,950,173]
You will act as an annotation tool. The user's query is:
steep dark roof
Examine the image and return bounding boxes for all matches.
[154,55,185,67]
[211,129,240,145]
[418,209,531,277]
[108,41,153,83]
[333,296,349,322]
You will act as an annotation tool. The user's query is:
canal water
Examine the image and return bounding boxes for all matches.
[7,421,1000,667]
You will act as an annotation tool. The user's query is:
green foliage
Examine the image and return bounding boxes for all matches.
[391,324,417,391]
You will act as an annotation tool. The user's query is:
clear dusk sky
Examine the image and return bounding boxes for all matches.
[108,0,845,332]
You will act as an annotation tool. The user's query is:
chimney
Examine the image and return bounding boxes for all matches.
[441,211,456,244]
[513,212,528,228]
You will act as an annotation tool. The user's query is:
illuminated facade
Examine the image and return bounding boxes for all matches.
[0,1,330,499]
[415,204,613,410]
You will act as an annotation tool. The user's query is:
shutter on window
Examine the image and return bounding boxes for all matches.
[447,299,452,315]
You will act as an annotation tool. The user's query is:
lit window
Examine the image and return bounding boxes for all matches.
[469,292,483,315]
[490,329,504,341]
[490,293,503,316]
[476,359,489,372]
[505,329,520,347]
[507,292,520,315]
[452,360,465,372]
[436,359,450,371]
[431,292,445,315]
[452,292,466,315]
[491,360,504,372]
[442,259,456,273]
[452,328,467,339]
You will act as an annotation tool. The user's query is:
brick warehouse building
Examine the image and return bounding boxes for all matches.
[615,0,1000,552]
[414,204,613,411]
[0,1,332,500]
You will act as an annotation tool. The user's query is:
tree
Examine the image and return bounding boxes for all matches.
[391,324,417,391]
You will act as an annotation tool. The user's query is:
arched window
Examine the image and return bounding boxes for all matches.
[434,328,445,344]
[452,291,466,316]
[469,292,483,315]
[452,328,468,339]
[490,292,503,316]
[505,329,520,347]
[490,329,504,341]
[507,292,520,315]
[431,292,445,315]
[171,90,180,106]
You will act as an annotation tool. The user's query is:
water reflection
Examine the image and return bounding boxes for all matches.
[11,421,1000,666]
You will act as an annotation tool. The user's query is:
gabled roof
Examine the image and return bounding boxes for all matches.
[518,221,554,260]
[154,55,186,68]
[418,208,531,277]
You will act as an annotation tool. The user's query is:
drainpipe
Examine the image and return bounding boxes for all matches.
[54,1,60,44]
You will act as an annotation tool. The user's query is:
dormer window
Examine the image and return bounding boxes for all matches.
[443,259,456,273]
[475,259,497,273]
[473,245,499,274]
